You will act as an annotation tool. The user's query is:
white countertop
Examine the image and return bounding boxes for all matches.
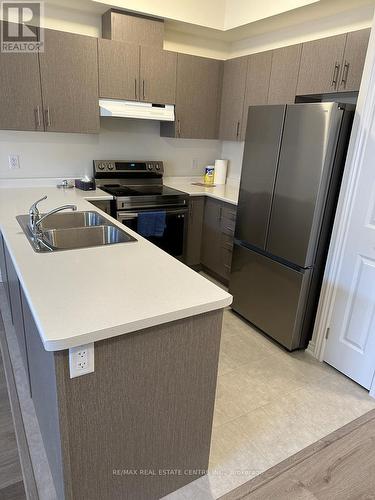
[0,186,232,351]
[164,177,239,205]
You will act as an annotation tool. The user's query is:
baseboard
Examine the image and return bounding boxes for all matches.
[306,340,317,358]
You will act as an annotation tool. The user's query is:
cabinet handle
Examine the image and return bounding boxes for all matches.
[45,107,51,127]
[236,121,240,138]
[341,61,350,88]
[224,264,231,270]
[217,206,223,223]
[142,80,145,100]
[34,106,41,128]
[331,63,340,89]
[134,78,138,100]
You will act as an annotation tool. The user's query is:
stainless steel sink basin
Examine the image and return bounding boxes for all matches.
[17,211,136,252]
[42,225,135,250]
[35,210,109,230]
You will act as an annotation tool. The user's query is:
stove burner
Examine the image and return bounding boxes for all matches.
[101,184,183,198]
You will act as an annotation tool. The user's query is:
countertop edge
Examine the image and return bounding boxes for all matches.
[41,298,233,351]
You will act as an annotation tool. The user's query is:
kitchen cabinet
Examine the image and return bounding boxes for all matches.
[296,34,347,95]
[185,197,204,267]
[140,46,177,104]
[0,233,10,309]
[219,56,248,141]
[201,198,237,282]
[98,39,139,101]
[241,51,272,139]
[98,39,177,104]
[39,29,99,133]
[161,54,223,139]
[4,245,30,395]
[102,9,164,49]
[338,29,371,92]
[0,23,44,131]
[268,44,302,105]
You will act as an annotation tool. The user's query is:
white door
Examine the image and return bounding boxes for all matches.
[323,27,375,389]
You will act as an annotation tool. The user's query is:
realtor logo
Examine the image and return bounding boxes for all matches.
[1,1,44,53]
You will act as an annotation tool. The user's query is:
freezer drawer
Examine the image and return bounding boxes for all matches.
[229,244,312,350]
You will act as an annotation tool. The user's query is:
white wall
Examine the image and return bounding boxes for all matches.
[230,4,374,57]
[224,0,319,30]
[0,119,221,182]
[90,0,225,30]
[221,142,245,181]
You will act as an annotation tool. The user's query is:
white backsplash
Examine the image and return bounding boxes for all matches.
[0,118,221,181]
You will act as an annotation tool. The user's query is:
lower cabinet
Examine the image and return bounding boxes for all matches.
[1,239,31,395]
[200,198,237,283]
[185,197,205,267]
[0,233,10,309]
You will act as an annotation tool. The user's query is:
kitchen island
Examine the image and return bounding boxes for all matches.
[0,186,232,500]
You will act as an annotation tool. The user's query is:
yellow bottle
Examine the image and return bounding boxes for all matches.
[204,166,215,185]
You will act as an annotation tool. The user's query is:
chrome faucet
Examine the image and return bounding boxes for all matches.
[29,196,77,236]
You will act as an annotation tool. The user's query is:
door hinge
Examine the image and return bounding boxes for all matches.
[325,327,330,340]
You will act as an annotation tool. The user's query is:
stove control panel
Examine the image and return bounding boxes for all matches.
[94,160,164,175]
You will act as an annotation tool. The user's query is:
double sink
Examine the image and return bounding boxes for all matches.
[17,211,136,253]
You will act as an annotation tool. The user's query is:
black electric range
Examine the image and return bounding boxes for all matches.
[93,160,189,258]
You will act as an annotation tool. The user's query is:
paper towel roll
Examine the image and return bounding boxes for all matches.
[214,159,228,185]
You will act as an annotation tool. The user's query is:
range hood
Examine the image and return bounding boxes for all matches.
[99,99,175,121]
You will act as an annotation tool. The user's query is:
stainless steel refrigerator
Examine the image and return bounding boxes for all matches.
[229,102,354,350]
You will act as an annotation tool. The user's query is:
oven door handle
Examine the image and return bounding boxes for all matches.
[118,209,188,218]
[117,212,139,220]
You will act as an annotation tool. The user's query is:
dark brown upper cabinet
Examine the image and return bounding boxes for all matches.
[39,29,99,133]
[160,54,223,139]
[98,39,177,105]
[98,39,140,101]
[296,34,347,95]
[241,51,272,139]
[338,28,371,92]
[219,56,248,141]
[140,46,177,104]
[0,22,44,131]
[102,9,164,49]
[268,44,302,105]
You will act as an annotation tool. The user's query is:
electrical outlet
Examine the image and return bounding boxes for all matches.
[69,343,94,378]
[8,154,20,169]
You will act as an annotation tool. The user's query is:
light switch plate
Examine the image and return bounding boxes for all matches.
[69,343,94,378]
[8,154,20,169]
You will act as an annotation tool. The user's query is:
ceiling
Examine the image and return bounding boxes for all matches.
[44,0,375,43]
[91,0,321,31]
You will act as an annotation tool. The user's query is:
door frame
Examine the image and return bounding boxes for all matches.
[310,20,375,396]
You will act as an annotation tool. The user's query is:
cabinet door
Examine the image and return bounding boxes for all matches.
[219,56,248,141]
[39,29,99,133]
[185,197,204,267]
[98,39,139,101]
[174,54,223,139]
[241,51,272,139]
[0,233,10,309]
[4,246,30,394]
[140,46,177,104]
[339,29,371,92]
[268,44,302,105]
[201,198,222,273]
[296,34,347,96]
[0,23,44,131]
[104,10,164,49]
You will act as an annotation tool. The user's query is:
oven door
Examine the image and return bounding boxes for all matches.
[117,207,188,258]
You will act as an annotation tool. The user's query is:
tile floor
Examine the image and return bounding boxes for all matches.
[164,307,375,499]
